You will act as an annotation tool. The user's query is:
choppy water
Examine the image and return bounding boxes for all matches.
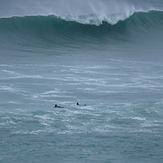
[0,0,163,162]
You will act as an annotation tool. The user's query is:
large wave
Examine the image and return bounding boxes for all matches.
[0,10,163,49]
[0,10,162,31]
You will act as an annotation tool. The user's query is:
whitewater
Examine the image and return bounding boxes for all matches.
[0,0,163,162]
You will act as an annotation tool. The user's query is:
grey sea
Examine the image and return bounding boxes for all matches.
[0,0,163,162]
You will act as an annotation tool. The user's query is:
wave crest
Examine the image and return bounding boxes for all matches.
[59,12,135,25]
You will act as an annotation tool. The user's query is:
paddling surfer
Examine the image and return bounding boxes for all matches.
[76,102,86,106]
[54,104,64,108]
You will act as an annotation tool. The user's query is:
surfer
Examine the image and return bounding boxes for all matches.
[76,102,86,106]
[54,104,64,108]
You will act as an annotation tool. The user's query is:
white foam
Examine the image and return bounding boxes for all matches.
[1,70,17,75]
[42,90,61,95]
[0,86,15,93]
[59,10,135,25]
[128,117,146,121]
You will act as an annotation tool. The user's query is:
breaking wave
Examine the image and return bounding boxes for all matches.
[0,10,163,48]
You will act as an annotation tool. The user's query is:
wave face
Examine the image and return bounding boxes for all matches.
[0,11,163,47]
[0,0,163,51]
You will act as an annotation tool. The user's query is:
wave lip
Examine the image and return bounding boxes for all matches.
[55,7,163,26]
[1,9,162,26]
[59,11,135,25]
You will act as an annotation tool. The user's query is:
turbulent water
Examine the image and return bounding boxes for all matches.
[0,0,163,162]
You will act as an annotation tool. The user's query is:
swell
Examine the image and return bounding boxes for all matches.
[0,11,163,47]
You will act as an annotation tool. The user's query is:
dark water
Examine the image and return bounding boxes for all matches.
[0,0,163,162]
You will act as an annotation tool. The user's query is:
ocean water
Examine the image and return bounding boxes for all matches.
[0,0,163,162]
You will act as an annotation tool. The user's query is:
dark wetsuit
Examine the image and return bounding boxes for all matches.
[54,104,64,108]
